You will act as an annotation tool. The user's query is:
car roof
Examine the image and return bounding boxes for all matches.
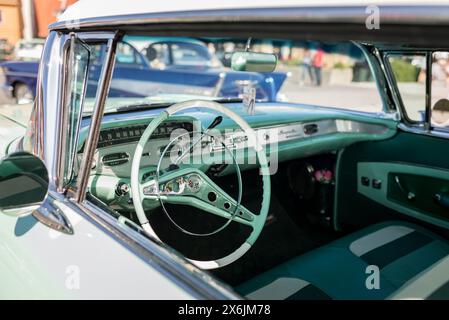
[57,0,449,24]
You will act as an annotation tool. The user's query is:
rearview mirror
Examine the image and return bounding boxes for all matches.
[231,51,277,72]
[0,152,49,217]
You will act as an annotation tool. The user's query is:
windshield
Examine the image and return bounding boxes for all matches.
[80,36,382,116]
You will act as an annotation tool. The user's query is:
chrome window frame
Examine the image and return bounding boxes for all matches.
[73,34,118,202]
[382,48,449,139]
[353,42,394,115]
[382,50,429,126]
[60,33,92,190]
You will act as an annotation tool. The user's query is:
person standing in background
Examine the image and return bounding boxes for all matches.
[313,46,324,86]
[299,49,314,85]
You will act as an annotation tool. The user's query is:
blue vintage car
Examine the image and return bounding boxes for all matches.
[0,38,287,104]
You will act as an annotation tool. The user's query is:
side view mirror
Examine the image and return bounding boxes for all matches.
[0,152,49,217]
[231,51,277,72]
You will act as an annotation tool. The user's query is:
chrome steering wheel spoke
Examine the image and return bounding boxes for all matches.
[141,168,256,227]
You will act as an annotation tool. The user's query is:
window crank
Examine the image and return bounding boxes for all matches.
[394,176,415,201]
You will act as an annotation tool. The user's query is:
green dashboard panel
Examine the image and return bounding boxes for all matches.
[80,103,398,211]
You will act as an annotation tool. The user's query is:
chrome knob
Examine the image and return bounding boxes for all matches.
[115,182,130,197]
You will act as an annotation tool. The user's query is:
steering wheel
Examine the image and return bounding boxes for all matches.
[130,100,271,269]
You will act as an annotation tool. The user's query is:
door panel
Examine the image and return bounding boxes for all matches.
[0,194,193,299]
[357,162,449,229]
[335,131,449,231]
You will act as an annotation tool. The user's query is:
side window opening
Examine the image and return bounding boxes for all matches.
[276,41,384,113]
[63,36,90,188]
[387,51,449,132]
[431,52,449,129]
[387,53,427,123]
[63,38,109,189]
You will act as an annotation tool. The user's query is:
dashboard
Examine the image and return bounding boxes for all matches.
[79,102,397,211]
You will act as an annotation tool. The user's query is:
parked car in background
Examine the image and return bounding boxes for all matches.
[0,39,13,61]
[127,37,223,70]
[0,37,287,104]
[0,61,38,104]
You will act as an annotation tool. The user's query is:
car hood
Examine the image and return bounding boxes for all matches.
[0,104,32,157]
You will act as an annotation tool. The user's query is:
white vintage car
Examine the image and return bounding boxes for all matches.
[2,0,449,300]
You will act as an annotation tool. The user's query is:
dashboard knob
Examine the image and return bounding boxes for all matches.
[115,182,130,197]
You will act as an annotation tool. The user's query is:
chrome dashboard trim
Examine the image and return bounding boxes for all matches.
[214,119,390,151]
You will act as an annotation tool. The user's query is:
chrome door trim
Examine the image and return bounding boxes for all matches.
[398,122,449,140]
[75,35,118,202]
[34,31,117,194]
[55,36,72,192]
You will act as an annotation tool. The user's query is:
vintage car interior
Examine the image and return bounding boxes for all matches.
[54,32,449,300]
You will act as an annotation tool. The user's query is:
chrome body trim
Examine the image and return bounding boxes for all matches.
[55,36,72,192]
[32,192,75,235]
[36,32,67,191]
[398,122,449,140]
[3,71,38,78]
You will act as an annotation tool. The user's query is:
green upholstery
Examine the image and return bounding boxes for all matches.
[237,221,449,300]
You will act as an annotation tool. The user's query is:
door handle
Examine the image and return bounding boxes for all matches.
[394,176,416,201]
[434,193,449,209]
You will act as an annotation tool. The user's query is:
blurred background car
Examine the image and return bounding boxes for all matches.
[0,39,13,62]
[127,37,223,70]
[13,39,45,61]
[0,37,287,104]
